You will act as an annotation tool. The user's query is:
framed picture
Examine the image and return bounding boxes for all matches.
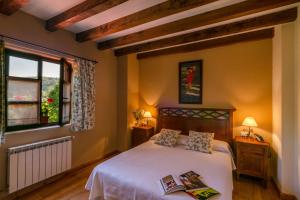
[179,60,203,104]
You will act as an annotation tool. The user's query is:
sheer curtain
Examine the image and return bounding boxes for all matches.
[71,58,96,132]
[0,40,5,144]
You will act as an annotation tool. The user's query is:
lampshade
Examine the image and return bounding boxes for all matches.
[144,111,152,118]
[242,117,258,127]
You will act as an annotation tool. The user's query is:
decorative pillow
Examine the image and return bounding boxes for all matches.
[154,128,181,147]
[151,133,188,145]
[185,131,214,153]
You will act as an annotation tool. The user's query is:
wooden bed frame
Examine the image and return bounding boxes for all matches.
[157,107,236,145]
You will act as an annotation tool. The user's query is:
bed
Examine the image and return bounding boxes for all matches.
[86,107,236,200]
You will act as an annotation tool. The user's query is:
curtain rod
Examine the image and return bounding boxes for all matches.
[0,33,98,64]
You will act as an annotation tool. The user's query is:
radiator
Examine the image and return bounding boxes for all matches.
[7,136,73,193]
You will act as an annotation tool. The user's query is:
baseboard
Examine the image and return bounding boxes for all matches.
[2,150,120,200]
[271,178,298,200]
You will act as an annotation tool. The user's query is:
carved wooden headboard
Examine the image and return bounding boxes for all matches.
[157,107,236,145]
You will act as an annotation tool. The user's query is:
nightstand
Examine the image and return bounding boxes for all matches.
[235,136,270,187]
[131,126,155,148]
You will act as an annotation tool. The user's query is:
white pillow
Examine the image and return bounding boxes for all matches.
[212,139,232,154]
[177,135,188,145]
[150,133,160,140]
[150,133,159,140]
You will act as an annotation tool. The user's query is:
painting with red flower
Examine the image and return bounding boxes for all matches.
[179,60,202,104]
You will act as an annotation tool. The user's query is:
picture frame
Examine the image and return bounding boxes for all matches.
[179,60,203,104]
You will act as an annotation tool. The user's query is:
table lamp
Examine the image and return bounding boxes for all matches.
[242,117,257,137]
[144,111,152,126]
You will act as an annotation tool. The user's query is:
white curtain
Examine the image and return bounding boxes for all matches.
[70,58,96,132]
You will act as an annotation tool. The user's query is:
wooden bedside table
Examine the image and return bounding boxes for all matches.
[235,136,270,187]
[131,126,154,148]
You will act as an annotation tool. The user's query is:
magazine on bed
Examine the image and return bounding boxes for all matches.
[159,175,186,194]
[187,188,220,200]
[179,171,206,192]
[159,171,220,199]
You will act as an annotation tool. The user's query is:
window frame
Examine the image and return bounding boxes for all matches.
[5,49,68,132]
[60,58,72,125]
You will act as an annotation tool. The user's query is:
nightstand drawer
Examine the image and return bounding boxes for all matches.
[237,151,265,177]
[237,143,266,155]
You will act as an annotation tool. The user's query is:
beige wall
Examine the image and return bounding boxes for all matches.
[0,12,118,190]
[117,56,128,151]
[139,39,273,141]
[272,7,300,198]
[116,54,140,151]
[272,23,297,196]
[272,26,283,191]
[127,54,140,134]
[295,7,300,199]
[272,14,300,197]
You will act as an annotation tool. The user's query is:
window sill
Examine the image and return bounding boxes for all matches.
[5,125,62,135]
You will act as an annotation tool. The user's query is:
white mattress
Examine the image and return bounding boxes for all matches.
[86,140,234,200]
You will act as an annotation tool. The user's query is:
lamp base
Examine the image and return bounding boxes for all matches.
[247,126,253,137]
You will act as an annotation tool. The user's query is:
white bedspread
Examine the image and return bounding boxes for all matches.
[86,141,234,200]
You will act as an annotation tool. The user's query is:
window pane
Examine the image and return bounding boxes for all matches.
[42,61,60,78]
[8,104,38,126]
[8,80,39,102]
[42,61,60,123]
[62,103,70,123]
[9,56,38,78]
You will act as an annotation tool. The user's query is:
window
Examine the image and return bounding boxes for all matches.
[5,49,72,132]
[61,59,72,123]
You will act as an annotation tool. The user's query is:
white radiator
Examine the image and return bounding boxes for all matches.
[7,136,72,193]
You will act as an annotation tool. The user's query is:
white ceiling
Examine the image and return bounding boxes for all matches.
[21,0,246,42]
[20,0,300,48]
[92,0,246,42]
[21,0,86,20]
[66,0,167,33]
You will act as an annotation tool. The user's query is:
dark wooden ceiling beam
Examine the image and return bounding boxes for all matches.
[98,0,300,50]
[137,28,274,59]
[46,0,129,32]
[0,0,28,15]
[76,0,219,42]
[115,8,297,56]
